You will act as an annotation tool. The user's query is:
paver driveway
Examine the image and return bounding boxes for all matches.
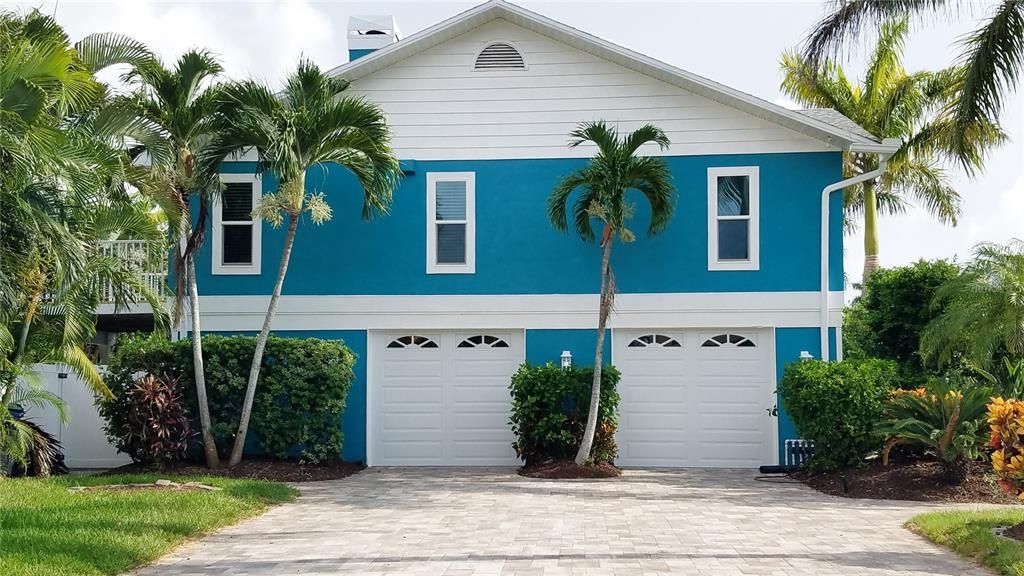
[135,468,994,575]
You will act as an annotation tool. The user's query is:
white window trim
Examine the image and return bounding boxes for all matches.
[707,166,760,271]
[426,172,475,274]
[212,172,262,276]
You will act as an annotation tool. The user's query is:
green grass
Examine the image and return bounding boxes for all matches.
[909,508,1024,576]
[0,474,298,576]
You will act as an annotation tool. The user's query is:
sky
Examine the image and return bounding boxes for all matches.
[8,0,1023,290]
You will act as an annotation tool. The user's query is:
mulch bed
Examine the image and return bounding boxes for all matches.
[793,458,1019,504]
[1001,523,1024,541]
[519,460,621,479]
[103,458,365,482]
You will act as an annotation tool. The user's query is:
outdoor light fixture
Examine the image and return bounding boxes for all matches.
[799,351,815,361]
[560,350,572,369]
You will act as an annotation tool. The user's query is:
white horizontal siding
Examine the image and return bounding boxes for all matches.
[346,20,835,160]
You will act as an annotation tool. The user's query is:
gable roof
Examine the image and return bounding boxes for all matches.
[327,0,899,155]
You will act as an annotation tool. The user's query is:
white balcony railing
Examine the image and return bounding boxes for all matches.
[96,240,168,304]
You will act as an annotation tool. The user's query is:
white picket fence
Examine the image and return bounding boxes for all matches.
[23,364,130,469]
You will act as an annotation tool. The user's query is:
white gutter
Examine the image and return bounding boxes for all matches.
[820,141,899,361]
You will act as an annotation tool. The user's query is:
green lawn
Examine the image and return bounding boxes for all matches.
[0,474,297,576]
[909,509,1024,576]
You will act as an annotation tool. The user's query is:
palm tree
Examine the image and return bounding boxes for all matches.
[547,121,675,465]
[126,50,225,468]
[0,10,169,470]
[801,0,1023,160]
[921,239,1024,369]
[781,18,1005,281]
[1,9,168,398]
[202,59,400,466]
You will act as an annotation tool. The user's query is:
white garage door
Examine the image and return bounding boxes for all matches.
[370,331,523,466]
[614,329,774,468]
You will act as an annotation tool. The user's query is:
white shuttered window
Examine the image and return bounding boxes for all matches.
[213,173,262,275]
[426,172,475,274]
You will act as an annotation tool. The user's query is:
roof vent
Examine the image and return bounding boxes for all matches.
[474,42,525,70]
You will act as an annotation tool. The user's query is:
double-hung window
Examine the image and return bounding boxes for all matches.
[707,166,759,271]
[212,173,262,275]
[426,172,475,274]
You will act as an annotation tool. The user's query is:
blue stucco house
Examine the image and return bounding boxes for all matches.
[191,0,898,467]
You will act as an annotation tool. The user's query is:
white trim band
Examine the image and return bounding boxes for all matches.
[197,291,845,332]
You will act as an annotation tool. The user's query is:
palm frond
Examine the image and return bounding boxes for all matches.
[74,32,154,74]
[951,1,1024,159]
[883,157,961,225]
[802,0,952,69]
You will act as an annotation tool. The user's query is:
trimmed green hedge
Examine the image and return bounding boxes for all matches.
[99,333,356,463]
[779,358,897,471]
[509,363,620,465]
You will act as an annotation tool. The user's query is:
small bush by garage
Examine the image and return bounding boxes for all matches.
[509,363,620,466]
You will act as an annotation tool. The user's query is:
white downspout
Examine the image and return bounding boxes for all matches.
[820,148,895,361]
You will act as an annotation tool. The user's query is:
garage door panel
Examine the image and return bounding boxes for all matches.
[700,414,765,432]
[453,359,517,377]
[616,361,685,377]
[380,440,443,462]
[382,360,443,378]
[698,386,762,402]
[376,383,440,401]
[623,385,687,403]
[379,411,442,431]
[453,383,512,400]
[621,441,691,464]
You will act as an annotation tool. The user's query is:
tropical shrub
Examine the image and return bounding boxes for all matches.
[922,241,1024,371]
[509,363,621,465]
[779,358,897,471]
[988,397,1024,499]
[878,378,992,482]
[117,374,193,466]
[843,260,959,385]
[1,372,68,477]
[99,334,356,463]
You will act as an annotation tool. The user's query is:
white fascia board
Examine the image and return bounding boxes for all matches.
[197,291,845,332]
[328,0,877,151]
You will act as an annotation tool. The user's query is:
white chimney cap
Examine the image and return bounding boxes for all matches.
[348,15,401,51]
[348,15,401,38]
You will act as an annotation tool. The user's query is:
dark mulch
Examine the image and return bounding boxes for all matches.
[1002,523,1024,541]
[103,458,365,482]
[793,457,1019,504]
[519,460,621,479]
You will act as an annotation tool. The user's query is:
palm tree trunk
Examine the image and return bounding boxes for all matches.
[186,254,219,468]
[575,234,613,466]
[862,181,881,282]
[229,211,298,466]
[2,281,44,406]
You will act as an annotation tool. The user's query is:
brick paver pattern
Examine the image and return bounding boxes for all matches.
[134,468,997,575]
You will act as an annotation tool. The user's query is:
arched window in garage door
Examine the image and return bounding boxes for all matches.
[626,334,682,348]
[457,335,510,348]
[386,335,439,349]
[701,333,756,348]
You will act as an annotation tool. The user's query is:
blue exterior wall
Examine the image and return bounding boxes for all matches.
[525,329,611,366]
[774,326,837,463]
[206,152,844,297]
